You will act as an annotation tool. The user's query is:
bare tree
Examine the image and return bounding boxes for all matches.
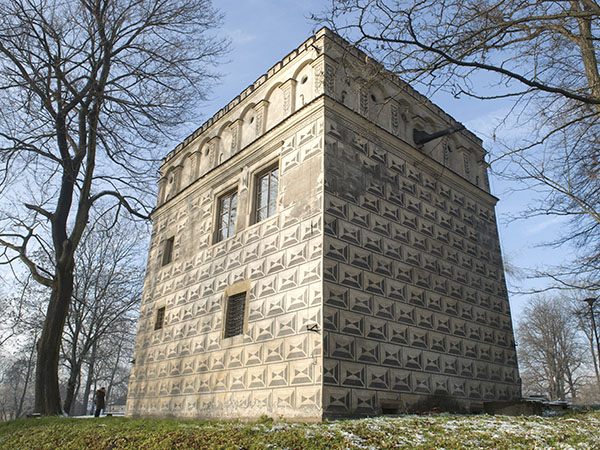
[517,296,588,400]
[0,276,40,349]
[0,337,37,420]
[60,213,143,415]
[79,339,99,415]
[0,282,43,420]
[0,216,142,418]
[88,322,137,412]
[573,297,600,392]
[0,273,47,419]
[63,311,138,415]
[319,0,600,289]
[0,0,226,414]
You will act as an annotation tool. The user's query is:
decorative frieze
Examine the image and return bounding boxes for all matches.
[324,63,335,97]
[443,138,451,168]
[391,104,399,131]
[254,100,270,135]
[359,87,369,116]
[230,119,243,154]
[459,146,471,178]
[280,79,297,115]
[208,136,221,167]
[312,60,325,97]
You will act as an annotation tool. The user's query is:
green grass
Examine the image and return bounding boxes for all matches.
[1,411,599,449]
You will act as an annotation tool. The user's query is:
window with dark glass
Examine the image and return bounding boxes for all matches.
[154,306,166,330]
[217,189,238,242]
[255,165,279,223]
[161,237,174,266]
[224,292,246,338]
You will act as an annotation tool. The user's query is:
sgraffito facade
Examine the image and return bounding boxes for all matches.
[126,28,521,420]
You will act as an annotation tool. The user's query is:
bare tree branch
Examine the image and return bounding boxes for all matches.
[0,0,227,414]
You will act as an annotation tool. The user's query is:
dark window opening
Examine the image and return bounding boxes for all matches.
[224,292,246,338]
[162,237,174,266]
[255,165,279,223]
[154,306,166,330]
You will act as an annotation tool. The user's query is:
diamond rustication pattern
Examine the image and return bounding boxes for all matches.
[322,113,520,416]
[127,117,324,420]
[128,28,519,421]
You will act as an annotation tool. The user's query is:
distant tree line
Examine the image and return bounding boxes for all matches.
[516,295,600,402]
[0,215,145,420]
[0,0,226,415]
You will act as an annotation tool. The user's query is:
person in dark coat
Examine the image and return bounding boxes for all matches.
[94,387,106,417]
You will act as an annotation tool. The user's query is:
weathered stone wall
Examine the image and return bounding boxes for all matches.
[154,28,491,211]
[126,27,521,421]
[321,104,520,416]
[321,33,491,193]
[156,34,329,208]
[127,108,325,420]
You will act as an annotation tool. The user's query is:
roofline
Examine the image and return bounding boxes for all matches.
[163,27,331,164]
[163,26,483,165]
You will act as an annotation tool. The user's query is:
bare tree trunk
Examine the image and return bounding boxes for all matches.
[63,307,84,415]
[91,381,98,415]
[557,364,566,401]
[63,359,82,415]
[0,0,225,417]
[593,341,600,393]
[572,1,600,104]
[565,366,577,400]
[579,315,600,388]
[106,341,123,398]
[105,335,125,409]
[73,372,82,414]
[16,338,37,418]
[34,265,74,415]
[81,342,97,415]
[0,402,8,422]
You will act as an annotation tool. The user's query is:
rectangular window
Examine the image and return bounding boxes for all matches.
[154,306,166,330]
[161,237,174,266]
[224,292,246,338]
[255,165,279,223]
[217,190,238,242]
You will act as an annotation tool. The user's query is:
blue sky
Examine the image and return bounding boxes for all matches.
[203,1,568,320]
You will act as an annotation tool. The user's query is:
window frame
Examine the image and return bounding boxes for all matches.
[252,160,280,225]
[214,186,239,243]
[220,280,250,341]
[161,236,175,266]
[154,306,166,330]
[223,292,247,338]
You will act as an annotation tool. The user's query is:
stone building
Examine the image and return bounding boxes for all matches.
[126,28,521,420]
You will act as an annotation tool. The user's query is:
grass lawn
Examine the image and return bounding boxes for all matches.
[0,411,599,449]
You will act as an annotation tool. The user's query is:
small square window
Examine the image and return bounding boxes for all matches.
[255,164,279,223]
[154,306,166,330]
[162,237,174,266]
[216,189,238,242]
[224,292,246,338]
